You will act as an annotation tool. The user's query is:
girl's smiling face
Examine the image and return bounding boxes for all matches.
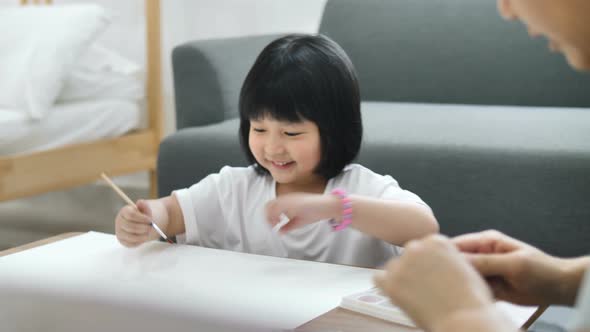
[239,34,362,182]
[248,115,325,193]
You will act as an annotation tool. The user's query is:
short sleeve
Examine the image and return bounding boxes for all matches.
[570,269,590,331]
[173,167,232,247]
[339,164,430,209]
[379,175,429,207]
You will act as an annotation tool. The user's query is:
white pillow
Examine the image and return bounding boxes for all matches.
[0,4,110,120]
[70,43,142,76]
[57,44,145,102]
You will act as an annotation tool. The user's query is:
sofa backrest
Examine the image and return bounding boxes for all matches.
[173,35,286,128]
[319,0,590,107]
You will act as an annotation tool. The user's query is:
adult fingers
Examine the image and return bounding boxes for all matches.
[373,259,398,295]
[486,276,514,302]
[453,230,523,254]
[464,252,516,278]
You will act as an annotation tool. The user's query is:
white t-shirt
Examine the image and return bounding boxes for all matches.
[174,164,428,267]
[571,268,590,331]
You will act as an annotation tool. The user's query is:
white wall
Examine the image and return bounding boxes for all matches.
[1,0,327,135]
[159,0,327,133]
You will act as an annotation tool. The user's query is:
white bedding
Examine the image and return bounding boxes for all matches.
[0,99,141,156]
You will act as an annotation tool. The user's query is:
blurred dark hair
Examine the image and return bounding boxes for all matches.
[239,34,362,179]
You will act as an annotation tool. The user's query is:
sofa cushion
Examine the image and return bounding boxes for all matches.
[158,118,246,194]
[360,102,590,257]
[361,102,590,154]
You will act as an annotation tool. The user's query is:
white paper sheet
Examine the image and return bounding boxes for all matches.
[0,232,375,331]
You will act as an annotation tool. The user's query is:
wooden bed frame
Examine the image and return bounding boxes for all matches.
[0,0,163,201]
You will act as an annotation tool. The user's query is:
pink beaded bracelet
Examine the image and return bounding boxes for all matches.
[329,188,352,231]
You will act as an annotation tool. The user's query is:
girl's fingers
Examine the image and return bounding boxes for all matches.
[118,238,138,248]
[118,231,149,247]
[265,200,285,225]
[121,210,152,225]
[136,200,153,217]
[118,239,132,247]
[116,205,153,247]
[268,213,281,226]
[120,221,151,235]
[278,216,302,233]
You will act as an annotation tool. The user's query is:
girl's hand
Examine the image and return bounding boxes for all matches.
[265,193,340,233]
[115,200,161,247]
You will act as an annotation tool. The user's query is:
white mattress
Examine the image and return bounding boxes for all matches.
[0,99,141,156]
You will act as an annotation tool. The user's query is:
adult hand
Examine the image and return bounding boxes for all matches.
[454,230,583,306]
[374,234,495,331]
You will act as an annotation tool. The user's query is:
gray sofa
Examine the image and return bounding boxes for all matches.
[159,0,590,259]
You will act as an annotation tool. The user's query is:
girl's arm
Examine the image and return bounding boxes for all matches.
[266,193,438,245]
[339,195,439,245]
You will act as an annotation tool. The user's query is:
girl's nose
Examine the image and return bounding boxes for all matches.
[264,137,286,155]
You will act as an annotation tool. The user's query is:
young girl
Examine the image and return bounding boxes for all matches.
[115,34,438,268]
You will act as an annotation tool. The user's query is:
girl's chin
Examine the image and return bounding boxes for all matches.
[271,172,294,182]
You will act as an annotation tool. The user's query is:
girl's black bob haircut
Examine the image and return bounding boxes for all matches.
[239,33,362,180]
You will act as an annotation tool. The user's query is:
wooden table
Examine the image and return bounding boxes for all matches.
[0,233,542,332]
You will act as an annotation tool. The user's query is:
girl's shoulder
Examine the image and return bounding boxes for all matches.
[216,165,257,177]
[212,165,271,190]
[182,165,271,203]
[333,163,400,191]
[339,163,392,179]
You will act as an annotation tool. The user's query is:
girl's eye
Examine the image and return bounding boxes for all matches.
[284,132,301,137]
[252,128,266,133]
